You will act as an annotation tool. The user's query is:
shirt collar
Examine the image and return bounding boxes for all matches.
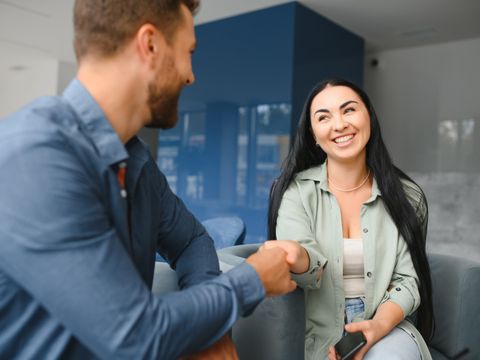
[297,161,382,201]
[63,79,129,166]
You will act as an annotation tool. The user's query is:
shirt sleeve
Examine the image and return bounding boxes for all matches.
[381,180,426,317]
[146,161,221,288]
[380,235,421,317]
[0,132,265,360]
[275,181,328,289]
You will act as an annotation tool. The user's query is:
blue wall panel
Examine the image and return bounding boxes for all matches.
[181,4,297,111]
[291,3,364,126]
[157,2,364,243]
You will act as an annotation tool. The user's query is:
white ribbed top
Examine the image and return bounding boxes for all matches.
[343,238,366,298]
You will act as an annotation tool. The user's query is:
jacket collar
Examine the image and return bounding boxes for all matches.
[296,162,382,202]
[63,79,129,166]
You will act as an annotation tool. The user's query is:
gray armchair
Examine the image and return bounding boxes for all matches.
[152,245,480,360]
[427,253,480,360]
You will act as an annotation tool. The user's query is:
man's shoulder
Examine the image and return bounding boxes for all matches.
[0,96,79,149]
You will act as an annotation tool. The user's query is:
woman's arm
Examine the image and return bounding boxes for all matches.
[328,301,405,360]
[273,181,328,289]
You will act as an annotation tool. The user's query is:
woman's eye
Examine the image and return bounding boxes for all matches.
[318,115,327,121]
[344,107,355,114]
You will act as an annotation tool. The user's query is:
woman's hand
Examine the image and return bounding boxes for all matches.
[327,286,406,359]
[327,318,390,360]
[260,240,309,274]
[327,343,340,360]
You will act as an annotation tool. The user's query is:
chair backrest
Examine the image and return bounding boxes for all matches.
[155,216,246,261]
[201,216,246,249]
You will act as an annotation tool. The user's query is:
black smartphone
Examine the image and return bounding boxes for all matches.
[334,331,367,360]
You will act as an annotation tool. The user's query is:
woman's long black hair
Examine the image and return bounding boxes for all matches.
[267,78,434,341]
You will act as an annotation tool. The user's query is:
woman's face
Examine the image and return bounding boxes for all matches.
[310,85,371,164]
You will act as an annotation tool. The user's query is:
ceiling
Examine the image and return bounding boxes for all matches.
[1,0,480,67]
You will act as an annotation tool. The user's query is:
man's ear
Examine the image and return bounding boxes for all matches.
[135,24,167,67]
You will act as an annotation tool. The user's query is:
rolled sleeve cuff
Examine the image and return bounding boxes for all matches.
[225,262,265,317]
[291,246,328,289]
[381,285,416,317]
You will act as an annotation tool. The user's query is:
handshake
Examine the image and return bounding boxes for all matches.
[245,240,310,296]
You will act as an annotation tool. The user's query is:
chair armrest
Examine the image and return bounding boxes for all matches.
[219,244,305,360]
[202,216,246,249]
[218,243,261,258]
[428,253,480,359]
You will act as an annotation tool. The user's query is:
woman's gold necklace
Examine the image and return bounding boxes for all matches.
[328,169,371,192]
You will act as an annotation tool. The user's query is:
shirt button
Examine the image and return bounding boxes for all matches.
[396,287,401,291]
[363,228,368,233]
[367,272,372,278]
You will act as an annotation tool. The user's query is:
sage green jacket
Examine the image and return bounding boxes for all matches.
[276,163,431,360]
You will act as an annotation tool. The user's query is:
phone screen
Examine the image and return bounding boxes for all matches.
[334,331,367,360]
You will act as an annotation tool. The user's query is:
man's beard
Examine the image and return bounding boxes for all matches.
[146,80,181,130]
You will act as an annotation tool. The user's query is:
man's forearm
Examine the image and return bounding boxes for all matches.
[174,231,220,289]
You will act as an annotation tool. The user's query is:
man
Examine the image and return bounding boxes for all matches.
[0,0,297,359]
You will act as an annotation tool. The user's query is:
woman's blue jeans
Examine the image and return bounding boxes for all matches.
[343,298,421,360]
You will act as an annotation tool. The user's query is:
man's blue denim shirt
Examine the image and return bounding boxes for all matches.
[0,80,265,359]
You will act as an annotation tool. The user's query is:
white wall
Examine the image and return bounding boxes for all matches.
[0,44,76,118]
[364,37,480,262]
[0,59,57,118]
[364,37,480,173]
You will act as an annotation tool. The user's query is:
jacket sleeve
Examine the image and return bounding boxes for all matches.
[275,180,328,289]
[0,132,265,360]
[146,159,220,289]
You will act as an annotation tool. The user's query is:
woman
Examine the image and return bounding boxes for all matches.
[265,79,433,360]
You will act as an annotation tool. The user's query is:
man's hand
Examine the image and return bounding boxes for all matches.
[246,246,297,297]
[182,334,238,360]
[261,240,309,274]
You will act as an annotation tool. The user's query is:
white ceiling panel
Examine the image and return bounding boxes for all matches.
[0,0,479,66]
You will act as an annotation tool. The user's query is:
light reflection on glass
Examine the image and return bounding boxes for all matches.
[437,118,477,171]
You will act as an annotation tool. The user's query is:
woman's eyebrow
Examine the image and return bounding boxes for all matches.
[313,100,359,116]
[339,100,358,109]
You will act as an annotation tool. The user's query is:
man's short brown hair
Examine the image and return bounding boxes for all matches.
[73,0,199,60]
